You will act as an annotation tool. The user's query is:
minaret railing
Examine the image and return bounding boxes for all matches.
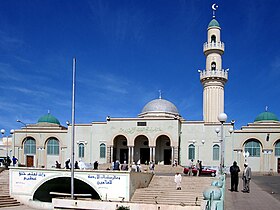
[199,69,228,81]
[203,41,224,52]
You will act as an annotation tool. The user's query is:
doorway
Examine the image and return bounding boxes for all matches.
[26,155,34,167]
[164,149,171,165]
[120,149,128,163]
[140,148,150,164]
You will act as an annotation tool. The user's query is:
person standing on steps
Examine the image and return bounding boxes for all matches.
[196,160,200,176]
[188,159,194,176]
[229,161,240,192]
[174,172,182,190]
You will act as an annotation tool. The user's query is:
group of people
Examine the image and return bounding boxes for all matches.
[230,161,252,193]
[187,159,203,176]
[55,159,99,170]
[109,160,155,173]
[1,156,18,168]
[174,160,252,192]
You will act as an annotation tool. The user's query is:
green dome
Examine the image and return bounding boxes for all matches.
[208,19,220,28]
[38,113,60,125]
[254,111,279,122]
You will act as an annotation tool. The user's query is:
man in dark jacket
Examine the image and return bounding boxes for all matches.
[229,161,240,192]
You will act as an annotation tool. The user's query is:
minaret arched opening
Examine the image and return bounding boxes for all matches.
[211,62,216,70]
[211,35,216,43]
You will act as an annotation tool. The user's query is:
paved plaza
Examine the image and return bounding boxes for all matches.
[225,175,280,210]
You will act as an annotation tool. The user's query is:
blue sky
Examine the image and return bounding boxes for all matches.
[0,0,280,133]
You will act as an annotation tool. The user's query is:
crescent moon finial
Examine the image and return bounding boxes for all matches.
[212,3,218,18]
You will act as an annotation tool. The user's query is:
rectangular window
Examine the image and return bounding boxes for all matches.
[188,146,195,160]
[137,122,147,126]
[212,145,220,160]
[100,143,106,158]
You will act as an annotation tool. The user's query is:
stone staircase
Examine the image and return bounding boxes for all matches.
[131,166,214,206]
[0,169,21,208]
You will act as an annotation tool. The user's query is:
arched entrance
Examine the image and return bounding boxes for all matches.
[243,138,262,171]
[134,135,149,164]
[23,137,36,167]
[33,177,100,202]
[46,137,60,168]
[156,135,171,165]
[113,135,128,163]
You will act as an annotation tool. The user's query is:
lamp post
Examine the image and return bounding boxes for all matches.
[16,120,28,164]
[217,113,227,175]
[10,129,14,157]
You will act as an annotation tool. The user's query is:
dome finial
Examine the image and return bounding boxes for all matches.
[158,90,162,99]
[48,109,50,114]
[265,106,268,112]
[212,3,218,18]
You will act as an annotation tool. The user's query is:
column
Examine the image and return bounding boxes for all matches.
[173,146,178,163]
[149,147,153,162]
[110,146,113,163]
[128,146,131,164]
[171,146,174,164]
[131,146,134,163]
[152,147,156,162]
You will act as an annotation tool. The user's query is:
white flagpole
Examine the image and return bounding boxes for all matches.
[71,58,76,199]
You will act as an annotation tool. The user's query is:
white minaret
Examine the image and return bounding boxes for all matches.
[199,4,228,123]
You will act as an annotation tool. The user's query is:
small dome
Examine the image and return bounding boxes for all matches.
[140,98,179,116]
[38,113,60,125]
[254,111,279,122]
[208,19,220,28]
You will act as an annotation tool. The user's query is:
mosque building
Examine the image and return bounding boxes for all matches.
[3,8,280,173]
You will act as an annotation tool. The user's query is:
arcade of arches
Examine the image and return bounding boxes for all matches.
[108,134,178,165]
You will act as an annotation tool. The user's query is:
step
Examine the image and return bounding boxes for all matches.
[0,170,22,208]
[131,175,213,206]
[0,202,21,208]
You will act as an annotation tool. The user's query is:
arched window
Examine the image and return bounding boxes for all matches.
[211,62,216,70]
[245,140,261,157]
[100,143,106,158]
[24,138,36,154]
[213,144,220,160]
[275,141,280,156]
[211,35,216,43]
[47,138,59,155]
[78,143,84,158]
[188,144,195,160]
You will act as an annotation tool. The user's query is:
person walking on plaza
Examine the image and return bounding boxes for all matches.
[12,156,18,167]
[174,172,182,190]
[55,161,61,168]
[65,158,71,169]
[94,161,99,170]
[242,163,252,193]
[229,161,240,192]
[199,161,203,176]
[121,161,128,171]
[149,160,155,173]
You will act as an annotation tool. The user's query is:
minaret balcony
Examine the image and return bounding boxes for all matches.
[199,69,228,81]
[203,42,224,54]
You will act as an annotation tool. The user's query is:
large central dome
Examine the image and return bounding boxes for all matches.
[139,98,180,118]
